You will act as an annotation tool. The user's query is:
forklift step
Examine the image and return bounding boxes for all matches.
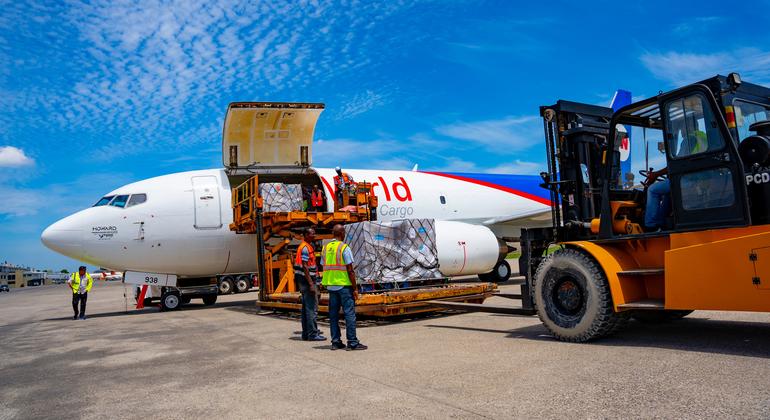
[617,268,664,276]
[617,299,665,310]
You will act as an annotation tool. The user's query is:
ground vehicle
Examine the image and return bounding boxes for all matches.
[0,285,9,292]
[133,278,219,311]
[217,273,255,295]
[514,74,770,341]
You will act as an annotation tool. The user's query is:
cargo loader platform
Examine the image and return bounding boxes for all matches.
[230,174,497,318]
[260,282,497,317]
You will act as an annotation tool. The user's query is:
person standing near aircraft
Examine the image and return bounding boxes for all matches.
[67,266,93,320]
[310,184,324,211]
[333,166,354,209]
[322,224,367,351]
[294,228,325,341]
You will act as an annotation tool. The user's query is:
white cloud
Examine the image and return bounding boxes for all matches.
[486,160,544,174]
[0,146,34,167]
[431,158,544,175]
[435,116,541,151]
[0,186,39,216]
[641,48,770,86]
[0,171,135,217]
[1,1,417,159]
[313,138,410,169]
[672,16,723,35]
[335,90,390,120]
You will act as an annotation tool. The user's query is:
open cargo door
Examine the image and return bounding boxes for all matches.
[222,102,324,173]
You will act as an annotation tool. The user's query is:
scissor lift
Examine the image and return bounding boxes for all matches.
[230,175,497,317]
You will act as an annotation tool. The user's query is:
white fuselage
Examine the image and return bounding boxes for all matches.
[42,168,550,277]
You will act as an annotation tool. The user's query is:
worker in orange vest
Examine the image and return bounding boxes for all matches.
[310,184,324,211]
[293,228,325,341]
[333,166,354,208]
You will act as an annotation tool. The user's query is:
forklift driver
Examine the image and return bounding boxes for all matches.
[643,130,708,230]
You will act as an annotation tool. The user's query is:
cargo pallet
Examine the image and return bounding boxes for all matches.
[230,175,498,317]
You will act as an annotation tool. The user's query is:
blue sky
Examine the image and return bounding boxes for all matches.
[2,0,770,270]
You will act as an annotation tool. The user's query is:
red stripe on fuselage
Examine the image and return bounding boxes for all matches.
[321,177,335,199]
[423,172,551,206]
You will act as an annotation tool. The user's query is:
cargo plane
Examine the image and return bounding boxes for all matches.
[40,96,629,285]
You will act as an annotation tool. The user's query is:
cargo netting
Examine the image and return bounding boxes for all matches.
[344,219,443,291]
[259,183,303,212]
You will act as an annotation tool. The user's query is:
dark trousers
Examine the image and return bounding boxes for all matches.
[72,292,87,317]
[295,274,320,339]
[328,287,358,346]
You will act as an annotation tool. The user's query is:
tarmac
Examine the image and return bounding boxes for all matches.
[1,280,770,419]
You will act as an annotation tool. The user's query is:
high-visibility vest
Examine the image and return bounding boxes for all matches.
[691,130,708,154]
[321,240,351,287]
[70,272,93,294]
[310,190,323,207]
[333,173,352,189]
[294,241,318,277]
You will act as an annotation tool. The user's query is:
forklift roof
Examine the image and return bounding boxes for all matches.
[614,74,770,130]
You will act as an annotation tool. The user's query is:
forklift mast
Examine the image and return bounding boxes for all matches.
[539,101,614,241]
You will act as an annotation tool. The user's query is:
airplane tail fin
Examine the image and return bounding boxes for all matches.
[611,90,633,187]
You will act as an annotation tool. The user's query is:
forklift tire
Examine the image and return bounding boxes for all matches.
[219,276,234,295]
[632,310,693,323]
[160,291,181,311]
[478,260,512,283]
[534,249,627,342]
[235,275,251,293]
[202,295,217,306]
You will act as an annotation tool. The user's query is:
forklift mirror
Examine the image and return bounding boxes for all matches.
[657,141,665,153]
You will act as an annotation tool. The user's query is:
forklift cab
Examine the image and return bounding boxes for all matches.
[542,74,770,241]
[523,74,770,343]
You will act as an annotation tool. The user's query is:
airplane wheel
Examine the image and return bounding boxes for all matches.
[479,260,512,283]
[219,276,234,295]
[202,295,217,306]
[534,249,628,342]
[161,291,181,311]
[235,275,251,293]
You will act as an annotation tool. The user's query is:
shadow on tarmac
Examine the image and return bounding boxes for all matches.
[426,315,770,358]
[226,304,465,328]
[42,299,261,322]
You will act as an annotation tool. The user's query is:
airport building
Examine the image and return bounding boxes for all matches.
[0,262,49,288]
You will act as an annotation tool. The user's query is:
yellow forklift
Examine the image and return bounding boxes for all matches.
[513,73,770,341]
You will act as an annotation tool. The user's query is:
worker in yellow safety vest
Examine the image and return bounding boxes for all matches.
[322,224,367,351]
[67,266,93,320]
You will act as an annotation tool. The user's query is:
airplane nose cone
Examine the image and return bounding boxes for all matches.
[41,219,84,259]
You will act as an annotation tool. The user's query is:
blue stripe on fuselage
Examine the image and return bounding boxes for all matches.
[439,172,550,202]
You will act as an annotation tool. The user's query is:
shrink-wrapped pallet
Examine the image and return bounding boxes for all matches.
[344,219,442,287]
[260,183,303,212]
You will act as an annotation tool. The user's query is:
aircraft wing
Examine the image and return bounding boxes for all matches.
[482,207,552,227]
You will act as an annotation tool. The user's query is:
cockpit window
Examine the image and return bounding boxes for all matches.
[110,195,129,208]
[94,196,115,207]
[126,194,147,208]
